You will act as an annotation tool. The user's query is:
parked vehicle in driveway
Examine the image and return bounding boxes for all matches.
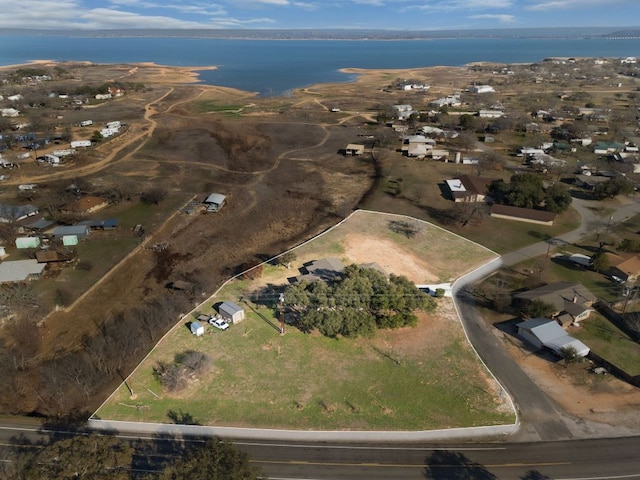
[209,316,230,330]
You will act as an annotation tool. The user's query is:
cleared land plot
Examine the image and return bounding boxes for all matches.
[96,211,515,430]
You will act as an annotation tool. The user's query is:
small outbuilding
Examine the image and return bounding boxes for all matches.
[218,301,245,324]
[345,144,365,156]
[204,193,226,212]
[190,321,205,336]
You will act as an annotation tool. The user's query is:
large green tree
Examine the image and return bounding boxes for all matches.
[593,176,635,200]
[489,173,572,213]
[284,264,435,338]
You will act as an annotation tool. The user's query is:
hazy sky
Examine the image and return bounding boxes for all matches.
[0,0,638,31]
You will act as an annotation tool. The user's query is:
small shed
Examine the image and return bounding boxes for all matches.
[62,235,78,246]
[204,193,226,212]
[219,301,245,324]
[15,237,41,249]
[190,321,205,336]
[345,144,365,156]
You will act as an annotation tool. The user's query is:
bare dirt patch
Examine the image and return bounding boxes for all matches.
[501,331,640,432]
[343,234,438,283]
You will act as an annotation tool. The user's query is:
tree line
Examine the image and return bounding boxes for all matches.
[0,433,262,479]
[0,292,194,417]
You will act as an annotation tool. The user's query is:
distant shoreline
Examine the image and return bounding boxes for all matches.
[1,26,639,41]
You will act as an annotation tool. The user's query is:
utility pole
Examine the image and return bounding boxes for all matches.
[279,293,285,335]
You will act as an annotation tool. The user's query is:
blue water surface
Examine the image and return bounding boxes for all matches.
[0,35,638,96]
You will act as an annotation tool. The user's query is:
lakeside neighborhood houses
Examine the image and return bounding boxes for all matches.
[1,55,640,432]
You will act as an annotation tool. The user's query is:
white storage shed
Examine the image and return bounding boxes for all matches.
[190,321,205,336]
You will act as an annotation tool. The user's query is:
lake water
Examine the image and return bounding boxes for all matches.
[1,34,639,96]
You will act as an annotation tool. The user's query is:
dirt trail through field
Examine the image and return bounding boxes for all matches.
[6,86,183,185]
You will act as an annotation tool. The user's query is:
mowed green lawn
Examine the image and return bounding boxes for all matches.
[96,211,515,430]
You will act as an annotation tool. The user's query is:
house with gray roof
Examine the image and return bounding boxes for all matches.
[0,204,38,223]
[295,258,345,283]
[53,225,90,239]
[0,259,46,283]
[204,193,226,212]
[513,281,595,325]
[517,317,589,357]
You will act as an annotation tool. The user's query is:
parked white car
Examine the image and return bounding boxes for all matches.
[209,317,230,330]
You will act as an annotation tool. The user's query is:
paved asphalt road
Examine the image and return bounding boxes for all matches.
[2,195,640,479]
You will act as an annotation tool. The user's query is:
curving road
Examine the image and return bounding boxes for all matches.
[452,194,640,442]
[3,195,640,479]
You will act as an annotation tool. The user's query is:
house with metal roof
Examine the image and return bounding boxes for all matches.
[517,318,590,357]
[204,193,226,212]
[77,218,119,230]
[218,301,245,324]
[0,259,46,283]
[53,225,90,239]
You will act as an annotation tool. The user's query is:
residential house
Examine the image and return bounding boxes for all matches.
[429,95,462,108]
[445,175,495,203]
[513,281,595,326]
[574,174,610,190]
[593,141,625,155]
[345,144,365,156]
[52,225,90,240]
[404,143,429,158]
[0,204,38,223]
[490,204,556,226]
[295,257,345,283]
[392,104,415,121]
[0,259,46,284]
[468,85,495,94]
[603,253,640,283]
[421,126,445,137]
[478,110,504,118]
[77,218,119,230]
[517,318,589,357]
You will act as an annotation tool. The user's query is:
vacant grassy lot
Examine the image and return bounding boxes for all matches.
[572,315,640,376]
[96,211,514,430]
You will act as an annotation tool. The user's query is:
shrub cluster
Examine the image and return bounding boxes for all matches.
[153,350,211,392]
